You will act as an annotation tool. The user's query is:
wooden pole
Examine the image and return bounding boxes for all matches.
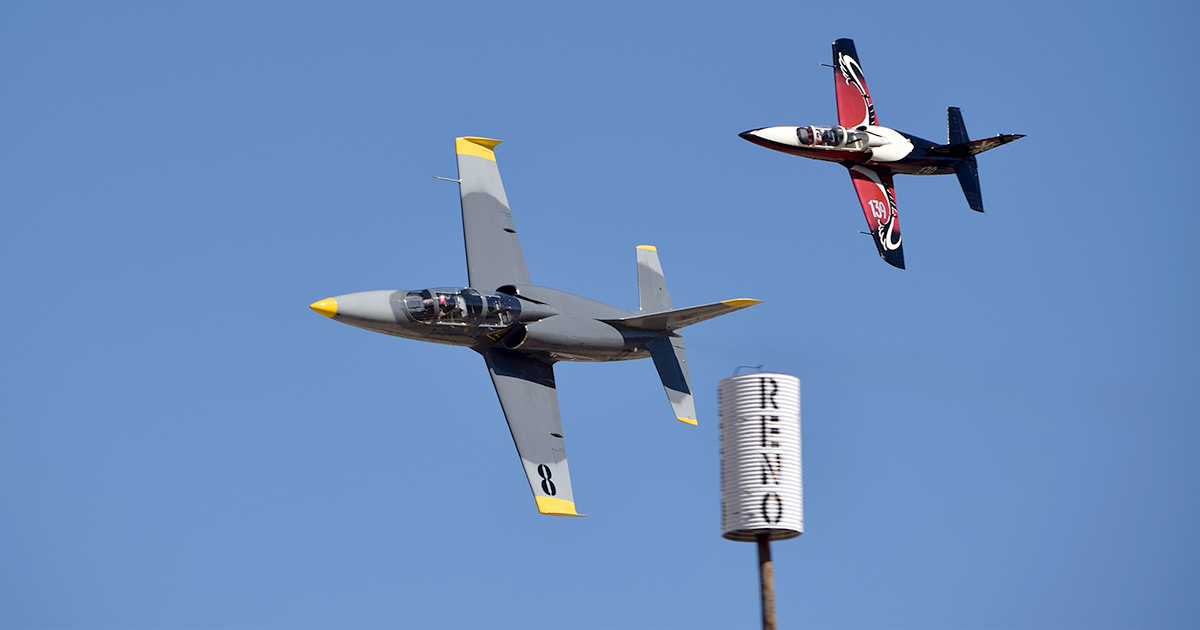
[757,533,776,630]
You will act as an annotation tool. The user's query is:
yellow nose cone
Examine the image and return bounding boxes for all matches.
[310,298,338,318]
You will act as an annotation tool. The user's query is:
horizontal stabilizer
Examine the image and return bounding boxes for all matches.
[646,335,697,424]
[604,299,761,333]
[955,158,985,213]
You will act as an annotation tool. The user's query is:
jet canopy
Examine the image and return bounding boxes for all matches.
[797,125,869,150]
[404,288,521,327]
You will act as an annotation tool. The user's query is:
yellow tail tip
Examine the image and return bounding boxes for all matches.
[636,244,657,251]
[677,416,698,426]
[722,298,763,309]
[309,298,338,318]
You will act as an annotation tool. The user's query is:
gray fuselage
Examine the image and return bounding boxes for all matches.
[322,284,658,363]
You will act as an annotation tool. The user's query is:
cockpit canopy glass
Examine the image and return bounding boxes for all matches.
[797,125,868,149]
[404,288,520,327]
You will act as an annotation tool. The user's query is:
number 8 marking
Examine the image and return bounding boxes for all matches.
[537,464,557,496]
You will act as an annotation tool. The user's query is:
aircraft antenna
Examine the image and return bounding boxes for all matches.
[719,372,803,630]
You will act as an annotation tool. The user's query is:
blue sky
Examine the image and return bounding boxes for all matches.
[2,2,1197,628]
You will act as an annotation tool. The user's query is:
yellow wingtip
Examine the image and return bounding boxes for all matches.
[677,416,698,426]
[722,298,763,309]
[535,496,584,516]
[636,244,657,251]
[309,298,338,318]
[455,137,503,161]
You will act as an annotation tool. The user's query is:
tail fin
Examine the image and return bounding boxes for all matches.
[607,298,760,424]
[626,299,758,424]
[636,245,673,312]
[943,107,1025,213]
[945,107,1026,155]
[626,245,761,425]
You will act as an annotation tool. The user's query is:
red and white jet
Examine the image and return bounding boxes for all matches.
[740,38,1023,269]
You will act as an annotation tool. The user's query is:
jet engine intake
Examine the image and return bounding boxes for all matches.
[500,324,528,349]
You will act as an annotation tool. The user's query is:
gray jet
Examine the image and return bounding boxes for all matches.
[310,137,761,516]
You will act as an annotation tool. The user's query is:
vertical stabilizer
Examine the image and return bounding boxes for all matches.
[636,245,673,312]
[646,336,696,425]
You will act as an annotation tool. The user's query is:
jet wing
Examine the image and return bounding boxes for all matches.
[455,137,532,291]
[848,165,905,269]
[833,38,878,129]
[482,349,582,516]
